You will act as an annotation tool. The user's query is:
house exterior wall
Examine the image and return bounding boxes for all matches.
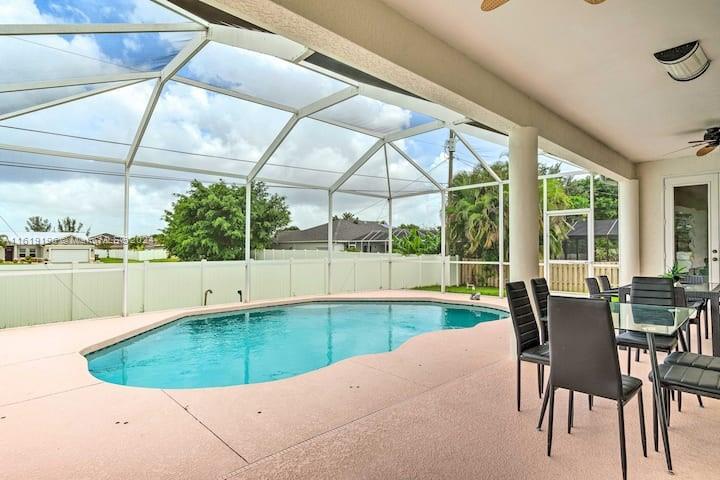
[636,155,720,276]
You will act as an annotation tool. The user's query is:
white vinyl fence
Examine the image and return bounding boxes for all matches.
[0,254,458,329]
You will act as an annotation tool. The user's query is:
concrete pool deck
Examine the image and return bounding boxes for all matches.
[0,290,718,479]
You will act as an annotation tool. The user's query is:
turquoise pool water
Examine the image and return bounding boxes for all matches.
[86,301,506,389]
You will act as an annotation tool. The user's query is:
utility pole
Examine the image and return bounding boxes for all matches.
[444,130,457,254]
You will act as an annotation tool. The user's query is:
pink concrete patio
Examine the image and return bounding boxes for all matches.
[0,290,718,480]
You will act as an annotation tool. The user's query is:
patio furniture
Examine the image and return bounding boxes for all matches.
[545,296,646,480]
[530,277,550,343]
[618,281,720,356]
[598,274,613,292]
[506,281,549,409]
[616,278,680,374]
[649,360,720,454]
[586,277,614,300]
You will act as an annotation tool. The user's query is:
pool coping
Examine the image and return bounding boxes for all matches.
[79,294,509,358]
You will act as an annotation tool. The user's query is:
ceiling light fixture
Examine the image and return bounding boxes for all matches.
[654,40,710,82]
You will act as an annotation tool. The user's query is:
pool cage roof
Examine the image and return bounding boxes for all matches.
[0,0,588,203]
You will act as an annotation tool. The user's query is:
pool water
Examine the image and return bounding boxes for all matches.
[86,301,507,388]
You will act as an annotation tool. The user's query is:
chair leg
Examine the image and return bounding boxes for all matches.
[635,348,640,362]
[627,347,632,375]
[677,391,682,412]
[516,358,522,412]
[665,388,671,427]
[698,395,704,408]
[568,390,574,434]
[697,320,702,355]
[652,390,659,452]
[588,394,593,411]
[547,387,555,457]
[686,323,692,353]
[537,381,551,431]
[705,309,709,340]
[617,401,628,480]
[638,390,647,458]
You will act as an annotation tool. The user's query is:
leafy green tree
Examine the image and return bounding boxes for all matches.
[162,180,290,261]
[25,216,51,232]
[56,216,89,235]
[128,236,146,251]
[340,212,359,223]
[393,227,440,255]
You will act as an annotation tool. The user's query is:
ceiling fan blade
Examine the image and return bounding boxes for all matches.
[688,140,708,144]
[481,0,510,11]
[584,0,607,4]
[663,145,697,156]
[697,144,718,157]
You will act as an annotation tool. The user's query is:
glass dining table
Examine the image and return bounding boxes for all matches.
[540,302,696,472]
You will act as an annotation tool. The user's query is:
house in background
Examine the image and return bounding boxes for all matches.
[89,233,168,261]
[1,233,94,263]
[556,219,619,262]
[274,220,400,253]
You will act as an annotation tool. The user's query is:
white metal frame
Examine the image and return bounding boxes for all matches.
[0,6,610,310]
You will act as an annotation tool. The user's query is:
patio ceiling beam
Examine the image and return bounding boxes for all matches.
[247,86,359,182]
[446,181,501,192]
[383,120,445,142]
[207,24,307,62]
[388,142,443,191]
[330,139,385,193]
[0,143,124,164]
[0,23,206,35]
[0,72,159,93]
[309,117,382,139]
[453,130,502,183]
[125,33,208,168]
[334,189,388,199]
[391,189,439,199]
[0,79,145,122]
[171,76,298,114]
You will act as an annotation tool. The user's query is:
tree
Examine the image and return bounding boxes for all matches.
[128,236,146,251]
[393,227,440,255]
[25,216,51,232]
[57,217,89,235]
[340,212,359,223]
[162,180,290,261]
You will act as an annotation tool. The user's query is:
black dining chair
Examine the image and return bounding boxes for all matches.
[616,277,679,374]
[598,275,613,292]
[530,277,550,343]
[681,275,708,350]
[506,281,549,409]
[546,296,646,480]
[586,277,602,297]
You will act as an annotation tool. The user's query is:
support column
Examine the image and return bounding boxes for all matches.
[618,178,640,285]
[122,166,129,317]
[327,191,333,294]
[388,197,393,289]
[440,190,447,293]
[508,126,539,284]
[244,181,251,302]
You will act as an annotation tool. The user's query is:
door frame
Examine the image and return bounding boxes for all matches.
[544,208,593,290]
[663,174,719,282]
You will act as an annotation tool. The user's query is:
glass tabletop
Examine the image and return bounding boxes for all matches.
[610,302,696,335]
[680,282,720,293]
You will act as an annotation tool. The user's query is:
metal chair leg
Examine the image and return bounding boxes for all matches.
[627,347,632,374]
[652,390,659,452]
[547,387,555,457]
[678,391,682,412]
[635,348,641,362]
[588,394,593,411]
[537,381,550,431]
[705,308,709,340]
[568,390,574,434]
[697,320,702,355]
[537,364,543,398]
[617,401,628,480]
[638,390,647,457]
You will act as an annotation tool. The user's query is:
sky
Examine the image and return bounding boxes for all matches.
[0,0,571,239]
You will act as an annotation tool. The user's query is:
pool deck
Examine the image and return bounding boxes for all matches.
[1,290,719,479]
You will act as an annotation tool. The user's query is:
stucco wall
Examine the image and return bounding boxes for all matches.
[636,155,720,276]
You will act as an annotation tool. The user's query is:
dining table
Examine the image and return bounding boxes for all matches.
[616,282,720,356]
[540,301,696,472]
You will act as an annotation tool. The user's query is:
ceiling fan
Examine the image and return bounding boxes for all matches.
[481,0,606,11]
[688,127,720,157]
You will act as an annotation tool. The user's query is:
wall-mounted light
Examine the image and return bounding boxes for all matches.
[654,40,710,82]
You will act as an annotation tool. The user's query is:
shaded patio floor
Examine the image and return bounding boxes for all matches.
[0,290,718,479]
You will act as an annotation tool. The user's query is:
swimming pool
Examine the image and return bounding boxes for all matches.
[86,301,507,389]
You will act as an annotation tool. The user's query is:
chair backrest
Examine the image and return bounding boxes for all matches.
[548,296,623,400]
[682,275,705,285]
[585,277,601,296]
[530,277,550,318]
[598,275,611,292]
[505,281,540,355]
[630,277,674,306]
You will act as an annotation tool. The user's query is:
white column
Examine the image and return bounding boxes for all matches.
[618,178,640,285]
[327,191,333,294]
[508,126,539,284]
[122,166,129,317]
[244,181,251,302]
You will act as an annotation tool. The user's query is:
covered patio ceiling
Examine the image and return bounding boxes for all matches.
[0,0,587,202]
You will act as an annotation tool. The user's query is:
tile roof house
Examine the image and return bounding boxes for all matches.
[1,232,95,263]
[273,220,401,253]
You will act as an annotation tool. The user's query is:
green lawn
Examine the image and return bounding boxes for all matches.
[96,257,179,264]
[412,285,500,296]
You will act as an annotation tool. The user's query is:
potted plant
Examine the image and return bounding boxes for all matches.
[661,264,688,285]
